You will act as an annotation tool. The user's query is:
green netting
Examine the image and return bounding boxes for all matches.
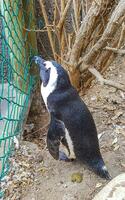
[0,0,37,196]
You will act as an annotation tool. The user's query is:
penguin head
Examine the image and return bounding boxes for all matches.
[32,56,53,87]
[32,56,71,90]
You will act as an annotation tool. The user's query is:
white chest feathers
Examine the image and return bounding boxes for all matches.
[41,61,58,108]
[65,128,76,159]
[59,120,76,159]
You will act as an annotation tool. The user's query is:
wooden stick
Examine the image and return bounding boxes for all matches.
[57,0,72,31]
[55,53,73,69]
[89,67,125,92]
[73,0,79,31]
[105,47,125,55]
[39,0,56,60]
[83,0,125,65]
[69,0,112,66]
[31,123,49,135]
[23,27,54,32]
[59,0,66,63]
[117,22,125,48]
[54,0,60,16]
[37,33,52,59]
[71,14,77,34]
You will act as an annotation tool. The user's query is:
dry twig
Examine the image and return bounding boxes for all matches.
[105,47,125,55]
[89,67,125,92]
[117,22,125,48]
[83,0,125,66]
[31,123,49,135]
[39,0,56,59]
[57,0,72,31]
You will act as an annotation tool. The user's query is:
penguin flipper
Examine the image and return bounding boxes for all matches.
[47,134,60,160]
[47,113,65,160]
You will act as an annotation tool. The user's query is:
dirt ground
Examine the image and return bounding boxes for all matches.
[3,57,125,200]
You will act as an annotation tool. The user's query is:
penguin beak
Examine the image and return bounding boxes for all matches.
[31,56,50,87]
[31,56,45,65]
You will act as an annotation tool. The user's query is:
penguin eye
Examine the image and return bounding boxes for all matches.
[43,62,46,67]
[46,67,51,72]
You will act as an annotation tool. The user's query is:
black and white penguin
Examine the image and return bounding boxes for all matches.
[32,56,111,180]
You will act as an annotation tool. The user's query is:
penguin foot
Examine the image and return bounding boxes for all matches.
[59,151,72,162]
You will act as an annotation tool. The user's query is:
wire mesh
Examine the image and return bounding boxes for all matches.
[0,0,37,196]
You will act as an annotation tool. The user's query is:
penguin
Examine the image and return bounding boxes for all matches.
[32,56,111,180]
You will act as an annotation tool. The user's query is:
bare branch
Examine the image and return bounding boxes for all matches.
[117,22,125,48]
[39,0,56,59]
[71,14,77,34]
[57,0,72,31]
[89,67,125,92]
[54,0,60,15]
[24,26,54,32]
[105,47,125,55]
[83,0,125,65]
[73,0,79,31]
[69,0,114,66]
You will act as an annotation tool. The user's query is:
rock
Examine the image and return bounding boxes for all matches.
[93,173,125,200]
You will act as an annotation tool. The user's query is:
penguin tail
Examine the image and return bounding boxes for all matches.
[87,157,111,180]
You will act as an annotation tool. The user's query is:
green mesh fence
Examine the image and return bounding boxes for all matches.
[0,0,37,196]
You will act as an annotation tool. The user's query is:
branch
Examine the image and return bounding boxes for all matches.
[73,0,79,31]
[105,47,125,55]
[117,22,125,48]
[54,0,60,15]
[23,26,54,32]
[57,0,72,31]
[39,0,56,60]
[69,0,115,66]
[83,0,125,65]
[89,67,125,92]
[55,53,73,69]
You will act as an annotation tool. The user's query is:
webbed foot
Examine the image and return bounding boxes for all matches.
[59,151,74,162]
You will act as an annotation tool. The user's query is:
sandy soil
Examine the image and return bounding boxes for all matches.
[3,57,125,200]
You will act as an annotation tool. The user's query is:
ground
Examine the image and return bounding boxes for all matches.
[2,57,125,200]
